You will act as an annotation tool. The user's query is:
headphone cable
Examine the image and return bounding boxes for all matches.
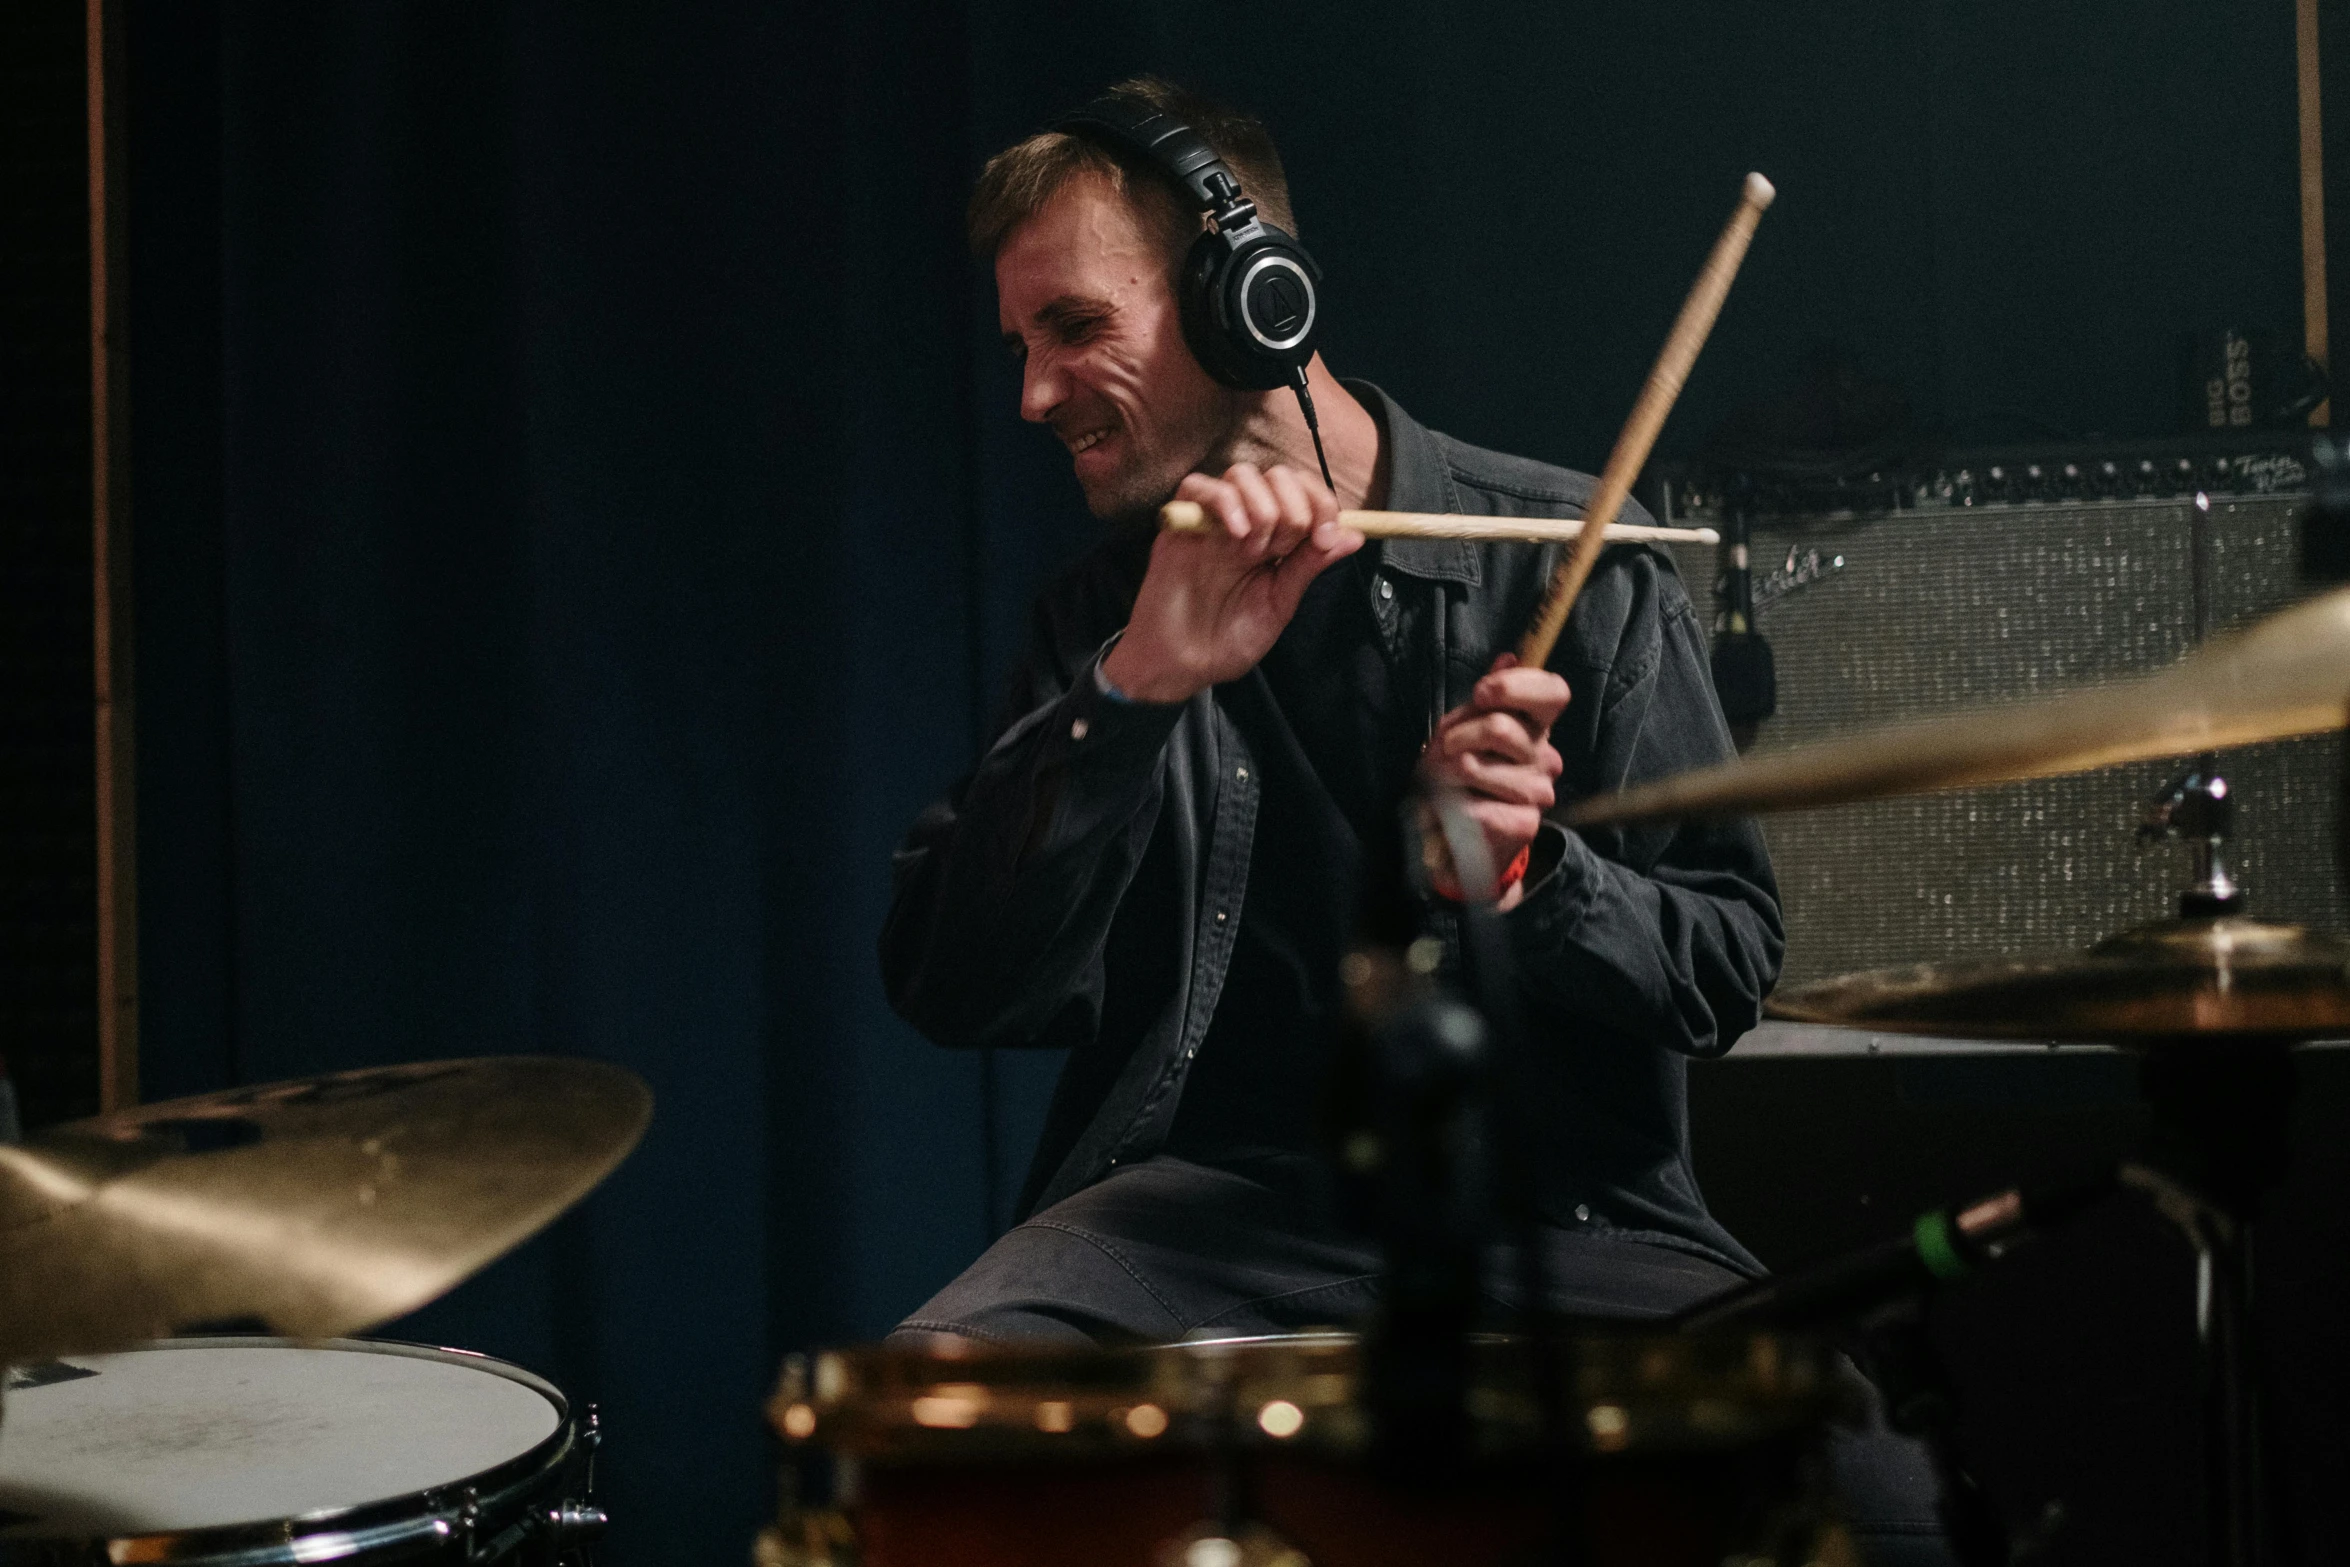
[1289,367,1336,494]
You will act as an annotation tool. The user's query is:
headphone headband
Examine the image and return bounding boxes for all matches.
[1051,99,1252,227]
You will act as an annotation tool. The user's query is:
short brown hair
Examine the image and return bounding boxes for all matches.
[967,77,1296,265]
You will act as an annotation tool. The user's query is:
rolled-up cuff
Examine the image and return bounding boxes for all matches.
[1022,642,1187,858]
[1506,820,1603,941]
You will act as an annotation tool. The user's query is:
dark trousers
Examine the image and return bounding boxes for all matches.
[900,1154,1959,1567]
[903,1153,1743,1343]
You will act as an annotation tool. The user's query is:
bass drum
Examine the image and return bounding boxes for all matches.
[760,1329,1853,1567]
[0,1337,606,1565]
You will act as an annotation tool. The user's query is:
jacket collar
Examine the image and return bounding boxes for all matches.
[1341,379,1480,586]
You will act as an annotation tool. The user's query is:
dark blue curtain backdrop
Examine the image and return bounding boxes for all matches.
[126,4,2337,1562]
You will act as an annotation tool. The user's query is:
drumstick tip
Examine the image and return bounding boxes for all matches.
[1744,171,1776,210]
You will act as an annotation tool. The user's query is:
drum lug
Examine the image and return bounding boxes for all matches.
[546,1500,611,1547]
[456,1486,484,1561]
[548,1402,609,1561]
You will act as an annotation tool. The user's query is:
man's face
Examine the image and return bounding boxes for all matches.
[997,172,1237,521]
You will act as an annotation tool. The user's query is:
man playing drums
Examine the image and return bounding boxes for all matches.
[882,76,1780,1344]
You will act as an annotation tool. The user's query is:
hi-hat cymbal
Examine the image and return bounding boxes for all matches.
[1568,587,2350,827]
[1767,917,2350,1043]
[0,1057,650,1366]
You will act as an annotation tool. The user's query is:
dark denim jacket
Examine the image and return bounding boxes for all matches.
[881,385,1781,1270]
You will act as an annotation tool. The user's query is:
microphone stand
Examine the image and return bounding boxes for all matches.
[1680,1167,2121,1567]
[1336,785,1578,1549]
[1420,790,1574,1456]
[1421,788,1586,1567]
[1853,1303,2012,1567]
[1333,789,1488,1481]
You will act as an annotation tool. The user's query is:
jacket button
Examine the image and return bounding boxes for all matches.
[1377,578,1394,601]
[1070,718,1089,740]
[1215,910,1228,923]
[1574,1204,1592,1223]
[1236,766,1248,781]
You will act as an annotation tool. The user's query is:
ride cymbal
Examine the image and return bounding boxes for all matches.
[1569,587,2350,827]
[0,1057,650,1366]
[1766,917,2350,1043]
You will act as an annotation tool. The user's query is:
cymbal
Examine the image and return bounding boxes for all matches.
[0,1057,650,1366]
[1766,917,2350,1043]
[1568,587,2350,827]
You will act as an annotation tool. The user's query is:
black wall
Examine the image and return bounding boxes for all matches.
[125,4,2344,1563]
[3,4,100,1132]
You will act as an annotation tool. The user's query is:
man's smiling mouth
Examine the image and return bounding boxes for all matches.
[1067,425,1113,455]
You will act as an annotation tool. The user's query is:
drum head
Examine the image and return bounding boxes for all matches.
[0,1337,564,1538]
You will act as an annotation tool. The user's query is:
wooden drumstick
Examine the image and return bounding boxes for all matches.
[1516,172,1775,670]
[1157,502,1718,547]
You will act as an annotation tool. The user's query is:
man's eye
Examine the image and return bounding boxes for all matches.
[1059,316,1105,344]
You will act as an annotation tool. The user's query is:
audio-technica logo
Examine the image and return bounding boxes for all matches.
[1255,275,1303,335]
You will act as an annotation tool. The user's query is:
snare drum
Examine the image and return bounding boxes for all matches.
[0,1337,605,1565]
[761,1330,1851,1567]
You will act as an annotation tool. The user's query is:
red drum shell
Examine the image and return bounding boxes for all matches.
[767,1330,1844,1567]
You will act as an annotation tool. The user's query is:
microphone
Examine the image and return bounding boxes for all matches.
[1709,499,1776,744]
[1676,1170,2116,1333]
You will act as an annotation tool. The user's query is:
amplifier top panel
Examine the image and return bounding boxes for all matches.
[1660,434,2311,525]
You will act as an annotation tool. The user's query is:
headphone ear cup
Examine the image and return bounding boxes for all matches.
[1178,232,1258,389]
[1179,228,1323,392]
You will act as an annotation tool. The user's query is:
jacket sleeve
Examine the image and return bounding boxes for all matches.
[1502,553,1785,1058]
[879,592,1185,1048]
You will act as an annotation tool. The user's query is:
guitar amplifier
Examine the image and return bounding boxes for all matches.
[1657,451,2345,990]
[1656,452,2350,1567]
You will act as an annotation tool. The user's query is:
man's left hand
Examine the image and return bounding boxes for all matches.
[1422,654,1570,910]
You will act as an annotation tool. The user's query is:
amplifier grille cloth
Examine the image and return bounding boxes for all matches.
[1665,497,2345,988]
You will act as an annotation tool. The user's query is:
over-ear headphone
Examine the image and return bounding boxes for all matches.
[1052,96,1324,395]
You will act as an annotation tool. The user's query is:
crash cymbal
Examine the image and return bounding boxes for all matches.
[1766,917,2350,1043]
[0,1057,650,1366]
[1568,586,2350,827]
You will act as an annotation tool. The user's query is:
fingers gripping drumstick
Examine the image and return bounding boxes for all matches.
[1516,172,1776,671]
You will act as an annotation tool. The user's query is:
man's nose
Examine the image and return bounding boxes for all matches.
[1019,353,1064,425]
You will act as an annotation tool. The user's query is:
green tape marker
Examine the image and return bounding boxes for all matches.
[1913,1209,1972,1283]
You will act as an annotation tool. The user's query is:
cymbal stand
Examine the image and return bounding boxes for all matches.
[2134,771,2298,1567]
[2136,767,2242,916]
[2135,1042,2297,1567]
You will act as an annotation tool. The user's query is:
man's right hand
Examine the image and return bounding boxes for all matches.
[1100,462,1363,704]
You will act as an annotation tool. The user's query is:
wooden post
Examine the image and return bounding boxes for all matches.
[89,0,137,1111]
[2300,0,2331,427]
